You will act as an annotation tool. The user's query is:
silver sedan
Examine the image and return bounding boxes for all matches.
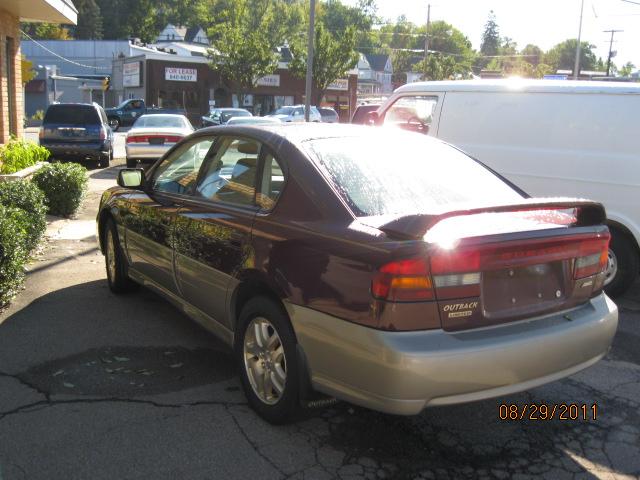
[125,114,193,167]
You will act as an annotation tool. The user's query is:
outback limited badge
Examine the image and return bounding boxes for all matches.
[442,301,479,318]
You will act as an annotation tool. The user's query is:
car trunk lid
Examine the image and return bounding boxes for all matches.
[367,199,610,331]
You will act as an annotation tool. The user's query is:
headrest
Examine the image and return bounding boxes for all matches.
[237,141,259,155]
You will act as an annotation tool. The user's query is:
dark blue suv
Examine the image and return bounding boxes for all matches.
[40,103,114,168]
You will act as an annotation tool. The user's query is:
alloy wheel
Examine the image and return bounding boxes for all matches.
[106,228,117,283]
[603,248,618,286]
[243,317,287,405]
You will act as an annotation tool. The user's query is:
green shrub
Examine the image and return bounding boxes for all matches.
[0,180,47,252]
[32,162,88,217]
[0,138,50,174]
[31,110,45,121]
[0,205,29,306]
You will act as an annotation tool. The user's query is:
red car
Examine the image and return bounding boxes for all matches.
[98,124,618,423]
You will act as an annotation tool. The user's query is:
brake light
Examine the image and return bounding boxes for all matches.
[38,128,44,141]
[126,135,145,143]
[574,236,610,279]
[372,258,434,301]
[164,135,182,143]
[99,127,106,140]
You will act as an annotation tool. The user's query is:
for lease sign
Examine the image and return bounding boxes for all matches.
[165,67,197,82]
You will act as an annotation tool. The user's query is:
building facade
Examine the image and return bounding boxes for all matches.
[111,38,358,124]
[0,0,77,143]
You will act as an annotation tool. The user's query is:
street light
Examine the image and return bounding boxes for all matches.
[573,0,585,80]
[304,0,316,122]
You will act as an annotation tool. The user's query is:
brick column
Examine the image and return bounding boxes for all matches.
[0,8,24,144]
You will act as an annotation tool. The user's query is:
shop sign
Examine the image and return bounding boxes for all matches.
[123,61,141,87]
[256,74,280,87]
[165,67,197,82]
[327,79,348,91]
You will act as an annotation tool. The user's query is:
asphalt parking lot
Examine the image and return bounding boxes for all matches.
[0,158,638,480]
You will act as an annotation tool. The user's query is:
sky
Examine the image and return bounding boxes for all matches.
[344,0,640,69]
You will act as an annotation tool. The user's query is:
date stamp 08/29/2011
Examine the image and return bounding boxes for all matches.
[498,403,598,421]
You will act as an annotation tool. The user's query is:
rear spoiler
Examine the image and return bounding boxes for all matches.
[360,198,607,240]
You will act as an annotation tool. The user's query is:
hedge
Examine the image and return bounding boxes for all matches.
[0,138,50,174]
[0,180,47,252]
[32,162,88,217]
[0,205,29,306]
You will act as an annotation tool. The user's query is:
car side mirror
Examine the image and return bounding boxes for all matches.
[117,168,145,189]
[366,111,380,126]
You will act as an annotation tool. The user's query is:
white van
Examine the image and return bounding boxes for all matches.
[375,79,640,296]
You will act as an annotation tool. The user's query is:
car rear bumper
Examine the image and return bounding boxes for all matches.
[125,143,172,160]
[44,142,109,160]
[288,293,618,415]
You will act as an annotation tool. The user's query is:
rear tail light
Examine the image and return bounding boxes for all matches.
[574,236,610,279]
[372,258,434,301]
[99,128,106,140]
[126,135,182,144]
[372,232,610,303]
[38,128,44,141]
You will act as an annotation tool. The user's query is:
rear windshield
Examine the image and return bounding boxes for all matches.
[351,105,378,124]
[133,115,188,129]
[305,134,523,217]
[44,105,100,125]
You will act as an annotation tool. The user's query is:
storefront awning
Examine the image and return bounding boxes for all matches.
[7,0,77,25]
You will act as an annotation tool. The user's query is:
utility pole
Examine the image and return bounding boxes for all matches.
[424,4,431,62]
[304,0,316,122]
[573,0,585,80]
[604,29,623,76]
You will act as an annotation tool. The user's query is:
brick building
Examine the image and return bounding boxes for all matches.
[112,41,359,124]
[0,0,77,143]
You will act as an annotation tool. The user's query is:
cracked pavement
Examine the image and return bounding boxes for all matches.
[0,157,639,480]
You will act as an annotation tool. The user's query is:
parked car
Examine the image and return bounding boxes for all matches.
[318,107,339,123]
[267,105,322,123]
[125,114,194,168]
[97,124,617,424]
[225,116,282,126]
[40,102,113,168]
[201,108,252,128]
[105,99,185,131]
[350,103,380,124]
[374,79,640,296]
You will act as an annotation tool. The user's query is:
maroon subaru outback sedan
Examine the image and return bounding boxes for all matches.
[97,124,618,423]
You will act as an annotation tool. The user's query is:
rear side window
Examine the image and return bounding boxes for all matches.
[44,105,100,126]
[305,133,523,217]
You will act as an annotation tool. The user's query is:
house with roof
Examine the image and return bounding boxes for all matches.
[357,53,393,95]
[156,24,209,46]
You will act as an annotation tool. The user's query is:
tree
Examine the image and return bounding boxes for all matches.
[21,56,37,84]
[618,61,636,77]
[289,22,359,105]
[545,39,599,73]
[74,0,104,40]
[408,21,475,81]
[208,0,283,105]
[521,44,543,67]
[480,11,500,58]
[21,22,72,39]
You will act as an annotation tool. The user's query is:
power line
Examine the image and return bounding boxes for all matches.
[19,29,111,71]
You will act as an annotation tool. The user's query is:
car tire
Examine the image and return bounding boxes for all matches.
[104,218,138,294]
[109,118,120,131]
[604,229,639,298]
[99,151,110,168]
[126,157,137,168]
[235,296,300,424]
